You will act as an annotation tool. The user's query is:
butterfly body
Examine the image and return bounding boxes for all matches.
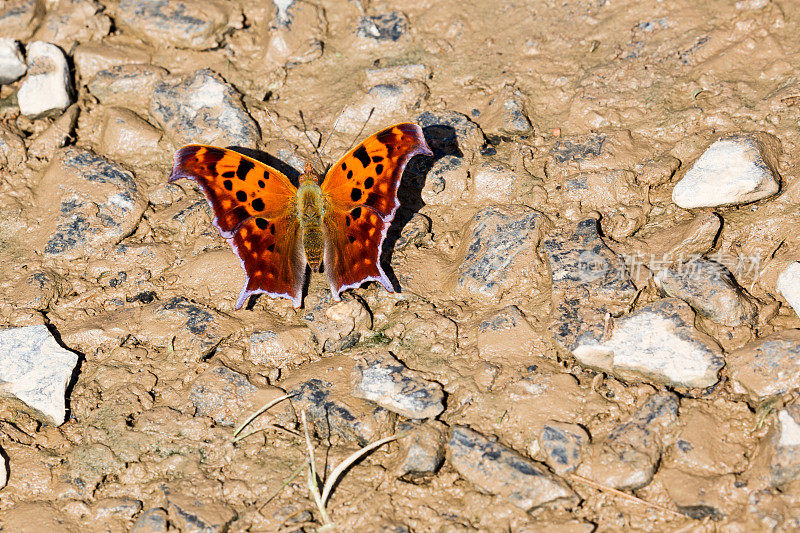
[296,171,327,271]
[169,122,432,308]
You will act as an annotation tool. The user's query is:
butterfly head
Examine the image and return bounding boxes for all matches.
[299,161,320,184]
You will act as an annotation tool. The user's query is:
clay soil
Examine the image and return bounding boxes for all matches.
[2,0,800,531]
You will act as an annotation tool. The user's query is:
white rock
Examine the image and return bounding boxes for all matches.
[17,41,73,117]
[777,262,800,317]
[573,298,723,389]
[0,38,26,85]
[0,325,79,425]
[672,134,779,208]
[472,161,517,204]
[779,410,800,447]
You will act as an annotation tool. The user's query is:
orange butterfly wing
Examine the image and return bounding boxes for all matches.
[169,145,306,308]
[320,123,432,298]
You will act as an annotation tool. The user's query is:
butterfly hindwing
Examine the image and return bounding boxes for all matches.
[169,145,305,308]
[320,123,432,298]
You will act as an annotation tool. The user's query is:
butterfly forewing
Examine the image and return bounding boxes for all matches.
[170,145,297,237]
[169,145,306,308]
[320,123,432,298]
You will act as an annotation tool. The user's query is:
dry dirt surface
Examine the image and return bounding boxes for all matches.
[3,0,800,531]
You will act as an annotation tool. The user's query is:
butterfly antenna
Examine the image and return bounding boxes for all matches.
[310,104,348,172]
[298,110,326,172]
[343,107,375,154]
[265,109,302,166]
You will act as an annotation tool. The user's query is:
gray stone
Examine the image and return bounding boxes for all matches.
[421,155,468,205]
[190,365,257,426]
[91,497,143,520]
[35,148,146,259]
[0,325,78,425]
[483,88,533,136]
[87,63,168,116]
[395,213,431,251]
[637,153,681,186]
[728,330,800,401]
[0,38,25,84]
[248,325,316,367]
[540,422,589,476]
[10,269,68,310]
[357,12,407,41]
[287,377,394,445]
[32,0,111,50]
[100,107,162,164]
[150,69,259,149]
[654,258,758,326]
[448,426,578,510]
[392,420,447,483]
[17,41,73,117]
[263,0,324,66]
[351,352,444,419]
[573,298,723,389]
[117,0,239,50]
[577,393,678,490]
[0,0,44,41]
[166,493,237,533]
[131,507,168,533]
[543,218,637,355]
[672,133,780,208]
[417,110,487,160]
[456,205,548,300]
[550,133,607,164]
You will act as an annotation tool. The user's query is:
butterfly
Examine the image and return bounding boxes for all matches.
[168,122,433,309]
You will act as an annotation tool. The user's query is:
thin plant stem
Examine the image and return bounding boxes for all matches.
[232,393,293,442]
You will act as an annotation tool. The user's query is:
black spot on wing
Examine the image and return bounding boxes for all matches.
[237,160,254,181]
[255,217,268,230]
[224,180,233,190]
[348,235,356,244]
[364,177,374,189]
[376,128,394,144]
[252,198,265,211]
[351,207,362,219]
[236,190,247,202]
[353,145,370,168]
[375,164,384,175]
[223,171,235,178]
[351,188,362,201]
[372,155,384,163]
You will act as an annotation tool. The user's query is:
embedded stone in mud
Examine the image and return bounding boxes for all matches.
[672,133,781,209]
[61,297,240,360]
[447,426,578,511]
[543,218,637,355]
[166,492,237,533]
[190,365,262,427]
[577,393,678,490]
[728,330,800,401]
[287,377,394,445]
[540,421,589,476]
[0,38,26,84]
[0,0,45,41]
[0,325,79,425]
[357,12,408,41]
[351,352,445,419]
[471,161,520,204]
[26,104,79,163]
[750,405,800,488]
[33,148,146,259]
[131,508,168,533]
[777,262,800,318]
[87,63,168,117]
[417,110,487,160]
[336,80,429,134]
[150,69,260,149]
[17,41,73,118]
[301,292,371,352]
[392,420,447,483]
[572,298,723,389]
[100,107,163,164]
[117,0,240,50]
[654,258,758,327]
[456,205,549,301]
[477,305,545,362]
[481,87,533,136]
[421,155,468,205]
[248,325,316,368]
